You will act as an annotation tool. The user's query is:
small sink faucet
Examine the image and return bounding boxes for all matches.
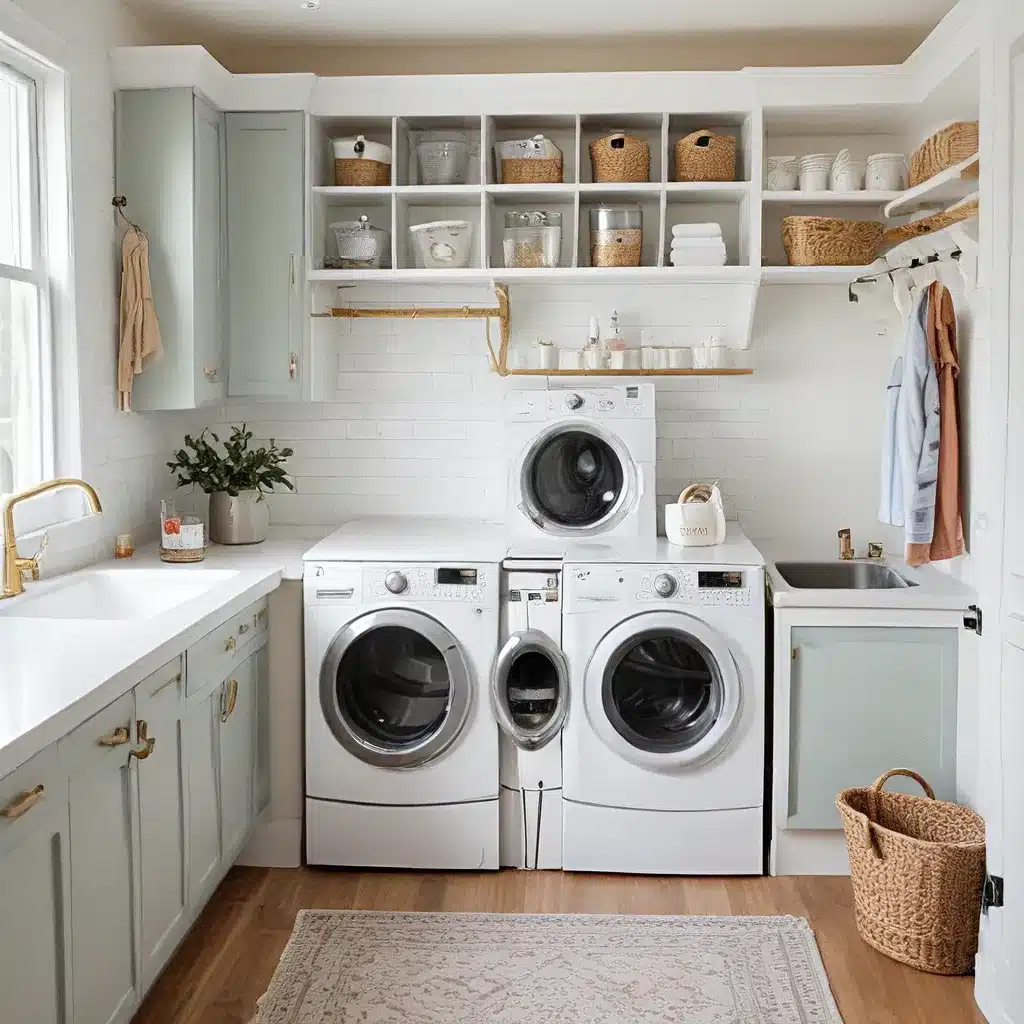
[838,528,853,560]
[2,478,103,599]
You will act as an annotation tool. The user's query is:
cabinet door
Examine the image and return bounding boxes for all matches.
[183,688,221,909]
[0,753,71,1024]
[788,626,958,829]
[219,654,257,861]
[193,95,226,405]
[61,693,138,1024]
[225,112,304,400]
[134,660,189,993]
[253,643,271,818]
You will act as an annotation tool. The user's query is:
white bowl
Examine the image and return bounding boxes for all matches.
[408,220,474,269]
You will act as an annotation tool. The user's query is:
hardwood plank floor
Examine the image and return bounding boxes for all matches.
[134,867,985,1024]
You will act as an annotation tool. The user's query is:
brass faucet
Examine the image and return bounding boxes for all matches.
[2,478,103,599]
[838,528,854,560]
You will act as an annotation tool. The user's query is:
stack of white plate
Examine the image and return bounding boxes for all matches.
[669,223,727,267]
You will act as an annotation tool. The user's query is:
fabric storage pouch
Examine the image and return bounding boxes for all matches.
[675,130,737,182]
[589,131,650,183]
[590,206,642,267]
[332,135,392,186]
[665,483,727,547]
[496,135,563,184]
[330,215,390,269]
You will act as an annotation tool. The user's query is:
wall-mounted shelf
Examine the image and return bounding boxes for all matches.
[761,264,884,284]
[308,265,759,284]
[763,190,903,205]
[883,152,980,218]
[504,368,753,377]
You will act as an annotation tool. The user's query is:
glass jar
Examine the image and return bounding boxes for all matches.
[502,210,562,269]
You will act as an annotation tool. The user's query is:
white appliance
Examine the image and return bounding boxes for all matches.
[493,560,569,869]
[503,385,657,557]
[303,519,505,869]
[561,528,766,875]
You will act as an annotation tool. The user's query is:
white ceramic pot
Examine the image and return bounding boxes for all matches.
[765,156,799,191]
[558,349,583,371]
[331,135,392,165]
[409,220,474,269]
[667,347,690,369]
[533,343,557,370]
[209,490,270,545]
[866,153,908,191]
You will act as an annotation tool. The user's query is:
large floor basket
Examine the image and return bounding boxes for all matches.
[837,769,986,975]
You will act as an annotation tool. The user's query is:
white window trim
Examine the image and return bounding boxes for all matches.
[0,27,81,538]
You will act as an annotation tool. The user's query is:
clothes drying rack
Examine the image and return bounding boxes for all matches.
[847,248,962,303]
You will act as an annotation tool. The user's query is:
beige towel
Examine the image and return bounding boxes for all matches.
[117,227,162,411]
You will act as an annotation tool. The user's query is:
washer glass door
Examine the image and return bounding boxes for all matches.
[320,609,472,768]
[492,630,569,750]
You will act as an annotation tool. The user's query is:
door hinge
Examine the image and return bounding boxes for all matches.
[964,605,982,635]
[983,874,1004,910]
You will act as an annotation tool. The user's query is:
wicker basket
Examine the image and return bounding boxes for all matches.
[837,769,986,975]
[675,130,737,182]
[500,157,563,184]
[334,158,391,187]
[160,546,205,563]
[781,216,883,266]
[883,196,979,247]
[909,121,980,187]
[589,132,650,183]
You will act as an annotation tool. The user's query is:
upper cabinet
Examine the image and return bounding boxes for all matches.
[115,88,226,410]
[225,113,305,401]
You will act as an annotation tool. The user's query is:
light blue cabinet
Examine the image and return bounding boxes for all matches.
[787,626,958,829]
[114,89,226,410]
[225,112,305,400]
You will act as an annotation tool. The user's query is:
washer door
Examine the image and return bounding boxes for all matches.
[320,609,472,768]
[491,630,569,750]
[518,421,638,536]
[584,611,741,770]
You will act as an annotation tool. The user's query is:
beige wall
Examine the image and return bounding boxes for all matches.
[147,29,927,76]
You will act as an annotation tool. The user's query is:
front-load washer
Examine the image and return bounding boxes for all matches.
[504,385,656,556]
[492,560,569,869]
[303,519,504,870]
[561,528,766,875]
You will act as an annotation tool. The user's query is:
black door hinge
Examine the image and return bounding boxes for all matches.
[984,874,1004,910]
[964,605,983,635]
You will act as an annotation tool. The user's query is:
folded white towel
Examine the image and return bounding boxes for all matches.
[670,239,727,251]
[670,251,728,267]
[671,223,722,239]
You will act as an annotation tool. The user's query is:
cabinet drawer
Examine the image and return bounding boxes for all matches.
[186,596,268,697]
[0,745,67,851]
[57,691,136,775]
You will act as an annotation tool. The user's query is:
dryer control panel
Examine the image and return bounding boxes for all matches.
[564,564,759,610]
[305,563,496,607]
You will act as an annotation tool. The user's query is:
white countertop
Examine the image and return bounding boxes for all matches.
[304,517,508,563]
[0,527,330,779]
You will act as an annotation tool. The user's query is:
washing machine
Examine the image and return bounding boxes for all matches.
[303,519,505,869]
[492,560,569,869]
[503,385,656,557]
[561,527,766,875]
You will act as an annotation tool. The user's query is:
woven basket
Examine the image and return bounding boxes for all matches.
[883,196,979,247]
[837,769,986,975]
[909,121,980,187]
[501,157,563,184]
[590,132,650,183]
[160,546,205,563]
[781,216,883,266]
[334,158,391,187]
[675,130,737,182]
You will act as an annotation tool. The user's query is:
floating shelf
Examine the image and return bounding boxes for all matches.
[505,368,753,377]
[308,266,760,285]
[761,263,884,284]
[762,190,903,205]
[883,152,980,218]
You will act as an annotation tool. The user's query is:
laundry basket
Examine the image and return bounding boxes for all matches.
[837,769,986,975]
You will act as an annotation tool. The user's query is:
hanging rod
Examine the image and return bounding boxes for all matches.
[848,249,962,303]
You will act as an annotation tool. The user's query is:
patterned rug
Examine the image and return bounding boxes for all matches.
[252,911,843,1023]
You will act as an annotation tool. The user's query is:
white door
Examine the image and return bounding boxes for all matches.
[62,694,139,1024]
[218,654,256,862]
[134,662,190,992]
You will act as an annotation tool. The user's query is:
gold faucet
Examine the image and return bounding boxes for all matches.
[838,528,854,560]
[2,478,102,599]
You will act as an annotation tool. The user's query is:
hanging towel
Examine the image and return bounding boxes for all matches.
[117,227,162,411]
[906,283,964,566]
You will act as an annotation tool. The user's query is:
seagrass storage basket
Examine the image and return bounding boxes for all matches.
[334,158,390,187]
[909,121,979,187]
[501,157,562,184]
[589,132,650,183]
[781,216,883,266]
[675,130,737,182]
[837,769,986,975]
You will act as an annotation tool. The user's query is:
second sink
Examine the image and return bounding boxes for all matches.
[774,561,916,590]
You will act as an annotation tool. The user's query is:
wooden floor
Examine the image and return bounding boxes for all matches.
[134,867,984,1024]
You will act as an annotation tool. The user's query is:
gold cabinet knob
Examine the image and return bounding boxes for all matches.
[1,784,44,819]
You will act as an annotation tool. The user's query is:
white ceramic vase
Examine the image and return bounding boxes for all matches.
[209,490,270,545]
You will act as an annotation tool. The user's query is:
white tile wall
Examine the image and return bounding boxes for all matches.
[205,280,914,557]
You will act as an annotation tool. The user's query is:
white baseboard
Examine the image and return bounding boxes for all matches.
[771,829,851,876]
[236,816,302,868]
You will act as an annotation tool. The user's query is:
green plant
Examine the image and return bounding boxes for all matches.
[168,425,294,498]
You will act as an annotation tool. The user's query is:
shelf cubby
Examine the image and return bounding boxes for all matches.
[577,196,661,269]
[667,112,755,183]
[579,114,665,185]
[395,115,484,187]
[485,193,578,271]
[315,192,393,272]
[394,195,485,270]
[484,115,579,185]
[312,116,394,189]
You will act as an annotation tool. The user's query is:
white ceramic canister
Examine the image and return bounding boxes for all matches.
[667,347,690,369]
[799,153,835,192]
[765,156,799,191]
[558,348,583,371]
[829,149,866,191]
[533,340,557,370]
[866,153,908,191]
[708,345,729,368]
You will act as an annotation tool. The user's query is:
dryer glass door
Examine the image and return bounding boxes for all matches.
[492,630,569,750]
[320,609,472,768]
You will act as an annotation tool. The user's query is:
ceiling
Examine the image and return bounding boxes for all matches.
[128,0,959,44]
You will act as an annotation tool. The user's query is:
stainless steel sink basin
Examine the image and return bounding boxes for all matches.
[774,560,917,590]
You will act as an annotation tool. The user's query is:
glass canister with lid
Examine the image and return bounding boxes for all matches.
[590,205,643,267]
[502,210,562,269]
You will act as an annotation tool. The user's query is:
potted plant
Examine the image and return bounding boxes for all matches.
[167,425,294,545]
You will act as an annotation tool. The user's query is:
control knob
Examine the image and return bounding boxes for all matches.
[654,573,677,598]
[385,571,409,595]
[565,393,584,410]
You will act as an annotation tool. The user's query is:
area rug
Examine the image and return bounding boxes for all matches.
[251,911,843,1023]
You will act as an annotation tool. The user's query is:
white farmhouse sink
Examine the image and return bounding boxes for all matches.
[3,569,241,620]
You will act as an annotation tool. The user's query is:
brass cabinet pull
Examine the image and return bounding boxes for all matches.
[225,635,236,651]
[257,607,267,622]
[221,678,238,723]
[97,726,130,747]
[2,784,44,819]
[130,720,156,761]
[238,622,250,635]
